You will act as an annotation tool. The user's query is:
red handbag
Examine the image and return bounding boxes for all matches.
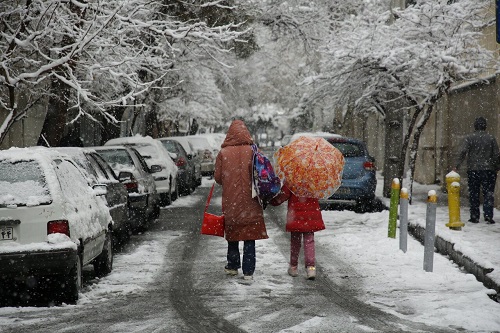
[201,184,225,237]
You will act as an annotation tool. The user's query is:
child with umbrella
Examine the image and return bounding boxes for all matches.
[270,136,345,280]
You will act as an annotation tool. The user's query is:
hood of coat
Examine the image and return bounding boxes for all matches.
[221,120,253,148]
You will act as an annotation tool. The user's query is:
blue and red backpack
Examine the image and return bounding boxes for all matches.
[251,144,281,207]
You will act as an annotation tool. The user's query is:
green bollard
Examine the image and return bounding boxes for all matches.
[388,178,401,239]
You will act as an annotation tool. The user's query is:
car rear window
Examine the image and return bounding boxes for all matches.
[0,160,51,206]
[327,141,364,158]
[132,144,158,160]
[97,149,134,168]
[161,141,178,154]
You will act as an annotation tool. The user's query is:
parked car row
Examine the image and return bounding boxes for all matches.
[0,134,223,305]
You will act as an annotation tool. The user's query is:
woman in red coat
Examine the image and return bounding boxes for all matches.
[270,182,325,280]
[214,119,268,281]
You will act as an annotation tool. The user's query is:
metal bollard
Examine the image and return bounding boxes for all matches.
[445,171,464,230]
[423,190,437,272]
[399,188,409,253]
[388,178,400,239]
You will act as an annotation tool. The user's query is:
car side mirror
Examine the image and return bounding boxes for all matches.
[118,171,133,182]
[93,184,108,196]
[150,165,162,173]
[169,152,178,160]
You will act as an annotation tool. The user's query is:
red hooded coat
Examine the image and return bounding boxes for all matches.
[214,120,268,241]
[270,183,325,233]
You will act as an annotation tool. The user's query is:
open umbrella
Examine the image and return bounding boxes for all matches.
[274,136,345,199]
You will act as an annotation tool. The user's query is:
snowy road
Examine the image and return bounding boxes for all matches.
[0,185,456,332]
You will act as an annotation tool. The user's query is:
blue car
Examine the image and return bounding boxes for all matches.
[289,132,383,212]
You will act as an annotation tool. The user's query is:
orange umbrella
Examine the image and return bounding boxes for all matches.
[274,136,345,199]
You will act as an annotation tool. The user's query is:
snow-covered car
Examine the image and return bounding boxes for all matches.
[185,135,217,177]
[105,136,179,206]
[93,145,160,231]
[0,147,113,304]
[158,138,197,196]
[52,147,130,245]
[164,136,202,186]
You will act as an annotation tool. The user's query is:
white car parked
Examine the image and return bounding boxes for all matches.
[0,147,113,304]
[104,136,179,206]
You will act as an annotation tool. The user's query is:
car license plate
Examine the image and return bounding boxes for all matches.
[0,227,14,241]
[336,188,350,195]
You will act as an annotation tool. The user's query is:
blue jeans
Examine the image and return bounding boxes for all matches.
[467,170,497,220]
[227,240,255,276]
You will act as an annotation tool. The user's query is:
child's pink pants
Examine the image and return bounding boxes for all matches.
[290,232,315,267]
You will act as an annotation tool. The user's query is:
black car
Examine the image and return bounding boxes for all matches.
[158,138,196,196]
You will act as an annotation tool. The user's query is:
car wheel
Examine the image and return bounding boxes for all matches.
[60,253,82,304]
[151,202,161,220]
[191,175,198,191]
[161,191,172,206]
[172,178,179,201]
[94,230,113,278]
[130,207,147,232]
[183,177,193,196]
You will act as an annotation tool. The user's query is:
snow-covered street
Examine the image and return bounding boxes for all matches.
[1,176,499,332]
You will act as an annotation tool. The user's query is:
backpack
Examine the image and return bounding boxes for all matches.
[251,144,281,206]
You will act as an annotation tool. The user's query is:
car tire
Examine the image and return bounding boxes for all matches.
[160,178,173,206]
[151,202,161,220]
[130,207,147,232]
[161,191,172,206]
[172,178,179,201]
[60,253,82,304]
[94,230,113,278]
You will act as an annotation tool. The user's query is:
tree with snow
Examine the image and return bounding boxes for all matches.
[304,0,497,197]
[0,0,246,146]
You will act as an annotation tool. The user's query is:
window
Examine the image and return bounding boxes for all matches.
[0,160,51,206]
[53,159,91,204]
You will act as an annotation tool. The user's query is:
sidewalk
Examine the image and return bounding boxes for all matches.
[392,176,500,301]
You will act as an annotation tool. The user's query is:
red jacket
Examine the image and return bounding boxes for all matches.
[214,120,268,242]
[270,184,325,233]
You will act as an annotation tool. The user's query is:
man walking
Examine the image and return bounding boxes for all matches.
[455,117,500,224]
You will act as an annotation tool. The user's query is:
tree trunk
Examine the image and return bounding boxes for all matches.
[37,1,84,147]
[37,77,70,147]
[408,105,434,203]
[383,107,405,197]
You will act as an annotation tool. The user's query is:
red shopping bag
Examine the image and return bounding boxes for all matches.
[201,184,225,237]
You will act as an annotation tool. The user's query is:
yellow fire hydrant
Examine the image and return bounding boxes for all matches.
[445,171,465,230]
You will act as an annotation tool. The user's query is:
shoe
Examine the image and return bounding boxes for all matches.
[306,266,316,280]
[224,266,238,276]
[468,218,479,224]
[243,275,253,281]
[485,217,496,224]
[288,265,298,277]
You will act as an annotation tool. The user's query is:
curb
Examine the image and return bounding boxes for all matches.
[407,222,499,301]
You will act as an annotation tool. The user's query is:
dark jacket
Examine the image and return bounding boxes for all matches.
[214,120,268,242]
[270,183,325,233]
[456,130,500,171]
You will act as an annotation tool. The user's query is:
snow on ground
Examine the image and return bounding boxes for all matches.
[1,175,500,332]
